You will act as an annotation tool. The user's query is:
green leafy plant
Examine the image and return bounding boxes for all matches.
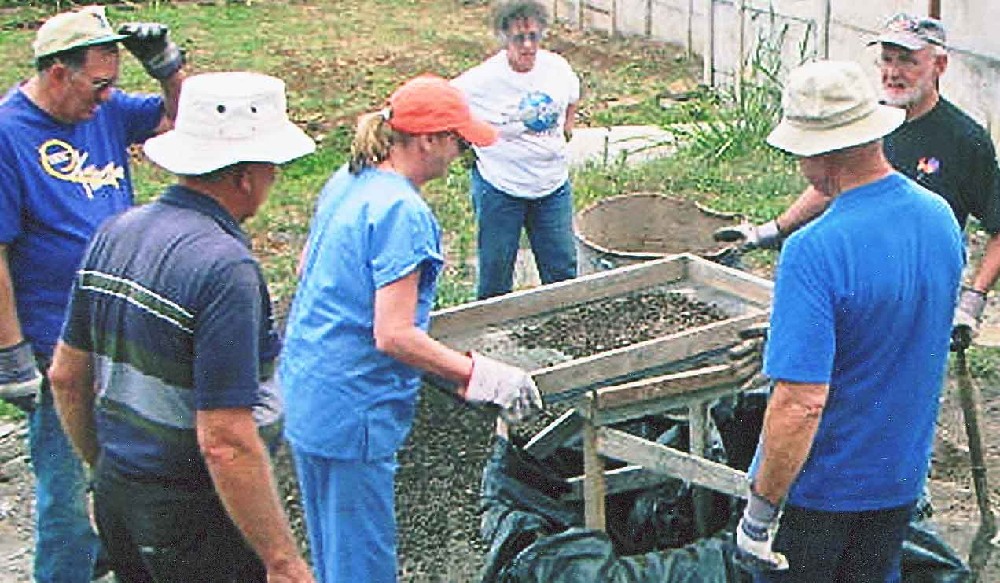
[674,5,813,162]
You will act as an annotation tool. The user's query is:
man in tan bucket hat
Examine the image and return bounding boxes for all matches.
[735,60,964,582]
[0,5,186,581]
[49,72,315,582]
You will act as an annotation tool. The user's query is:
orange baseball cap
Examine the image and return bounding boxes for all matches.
[387,75,498,147]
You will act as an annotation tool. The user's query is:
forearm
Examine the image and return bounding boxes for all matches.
[774,186,830,235]
[971,232,1000,293]
[373,270,474,388]
[154,69,186,134]
[52,379,99,465]
[0,247,24,347]
[564,102,578,137]
[376,326,473,388]
[199,411,301,570]
[753,381,827,504]
[49,343,99,465]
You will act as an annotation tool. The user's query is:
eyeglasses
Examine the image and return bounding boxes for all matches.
[89,77,116,93]
[506,31,543,45]
[875,50,933,72]
[70,69,116,93]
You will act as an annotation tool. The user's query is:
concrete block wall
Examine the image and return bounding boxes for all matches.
[549,0,1000,144]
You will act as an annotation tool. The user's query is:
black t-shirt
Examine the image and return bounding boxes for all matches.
[884,98,1000,233]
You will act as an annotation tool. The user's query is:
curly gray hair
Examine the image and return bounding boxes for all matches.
[492,0,549,36]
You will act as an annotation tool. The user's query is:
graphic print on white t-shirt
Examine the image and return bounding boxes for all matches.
[515,90,560,134]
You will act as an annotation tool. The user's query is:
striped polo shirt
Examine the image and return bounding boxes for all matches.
[61,185,282,490]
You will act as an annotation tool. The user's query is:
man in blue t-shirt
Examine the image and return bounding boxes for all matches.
[0,6,184,581]
[734,61,964,582]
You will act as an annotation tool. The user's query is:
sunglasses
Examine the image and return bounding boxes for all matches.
[70,69,116,93]
[506,31,543,45]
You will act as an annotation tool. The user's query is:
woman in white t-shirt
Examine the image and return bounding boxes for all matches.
[452,0,581,299]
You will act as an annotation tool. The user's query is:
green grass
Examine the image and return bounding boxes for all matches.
[0,401,25,420]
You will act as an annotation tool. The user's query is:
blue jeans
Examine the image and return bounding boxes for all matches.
[470,167,577,299]
[29,357,102,583]
[754,502,914,583]
[292,448,397,583]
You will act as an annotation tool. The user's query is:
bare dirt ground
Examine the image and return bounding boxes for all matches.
[0,422,32,583]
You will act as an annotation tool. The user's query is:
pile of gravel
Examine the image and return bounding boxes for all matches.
[274,386,496,582]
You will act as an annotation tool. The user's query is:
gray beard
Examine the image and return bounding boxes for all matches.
[881,86,925,109]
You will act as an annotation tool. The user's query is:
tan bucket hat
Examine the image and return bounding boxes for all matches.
[766,60,905,157]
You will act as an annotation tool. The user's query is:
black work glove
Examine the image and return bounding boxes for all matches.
[118,23,184,80]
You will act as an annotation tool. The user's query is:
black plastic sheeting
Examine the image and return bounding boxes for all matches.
[479,438,743,583]
[478,393,971,582]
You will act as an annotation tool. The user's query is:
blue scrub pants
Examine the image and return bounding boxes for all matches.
[754,502,914,583]
[292,448,398,583]
[29,355,102,583]
[470,166,577,300]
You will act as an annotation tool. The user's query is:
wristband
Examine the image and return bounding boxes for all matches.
[746,487,781,524]
[0,340,37,375]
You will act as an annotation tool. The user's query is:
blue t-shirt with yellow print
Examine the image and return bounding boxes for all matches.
[0,85,163,356]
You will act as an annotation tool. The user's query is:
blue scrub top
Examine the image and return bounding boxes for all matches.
[281,166,444,461]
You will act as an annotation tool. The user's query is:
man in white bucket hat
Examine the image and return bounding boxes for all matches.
[735,60,963,582]
[49,72,315,582]
[0,5,187,580]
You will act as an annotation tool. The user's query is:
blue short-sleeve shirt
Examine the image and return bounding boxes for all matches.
[281,166,444,461]
[755,174,963,512]
[61,186,282,489]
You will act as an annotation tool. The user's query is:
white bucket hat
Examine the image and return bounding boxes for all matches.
[766,60,905,157]
[144,72,316,175]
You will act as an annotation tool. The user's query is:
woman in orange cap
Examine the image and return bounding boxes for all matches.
[279,75,544,583]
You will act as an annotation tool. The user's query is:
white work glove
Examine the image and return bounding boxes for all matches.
[951,287,987,352]
[0,340,42,412]
[735,488,789,572]
[465,352,543,424]
[713,220,783,250]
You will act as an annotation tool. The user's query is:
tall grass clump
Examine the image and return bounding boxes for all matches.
[676,9,811,162]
